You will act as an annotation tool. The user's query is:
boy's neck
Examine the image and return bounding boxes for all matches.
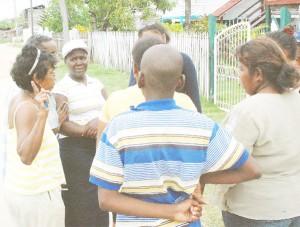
[144,93,174,101]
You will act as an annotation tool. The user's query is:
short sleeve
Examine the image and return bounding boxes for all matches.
[222,102,259,154]
[89,129,124,191]
[203,123,249,173]
[52,77,68,97]
[91,76,104,91]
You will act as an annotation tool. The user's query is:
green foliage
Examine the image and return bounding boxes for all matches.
[191,16,225,33]
[163,23,184,32]
[251,23,269,39]
[0,15,25,31]
[191,17,209,33]
[0,19,14,30]
[0,38,12,43]
[42,0,175,32]
[39,0,91,32]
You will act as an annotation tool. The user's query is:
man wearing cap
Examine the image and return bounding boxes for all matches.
[53,39,109,227]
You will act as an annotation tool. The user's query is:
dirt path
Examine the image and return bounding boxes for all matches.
[0,43,20,161]
[0,43,21,226]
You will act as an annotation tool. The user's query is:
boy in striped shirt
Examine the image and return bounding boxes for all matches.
[90,44,261,226]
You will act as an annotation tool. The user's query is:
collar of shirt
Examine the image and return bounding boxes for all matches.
[65,73,94,86]
[131,99,181,111]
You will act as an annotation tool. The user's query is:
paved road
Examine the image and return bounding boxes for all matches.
[0,43,21,226]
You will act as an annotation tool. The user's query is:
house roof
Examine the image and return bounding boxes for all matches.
[24,4,45,11]
[266,0,300,5]
[213,0,242,17]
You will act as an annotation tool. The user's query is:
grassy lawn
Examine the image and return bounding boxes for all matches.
[56,62,226,227]
[0,38,12,44]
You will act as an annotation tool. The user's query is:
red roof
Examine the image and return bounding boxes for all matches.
[213,0,242,17]
[266,0,300,5]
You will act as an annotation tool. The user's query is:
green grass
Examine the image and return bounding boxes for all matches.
[56,62,225,122]
[56,62,225,227]
[0,37,12,44]
[56,61,129,94]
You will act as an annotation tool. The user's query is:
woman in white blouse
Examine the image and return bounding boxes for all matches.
[53,40,109,227]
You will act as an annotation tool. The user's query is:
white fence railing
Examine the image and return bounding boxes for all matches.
[89,31,210,98]
[214,22,250,110]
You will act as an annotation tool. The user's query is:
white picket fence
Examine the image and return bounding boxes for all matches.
[89,31,210,98]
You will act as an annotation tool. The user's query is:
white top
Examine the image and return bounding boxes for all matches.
[220,92,300,220]
[5,101,65,195]
[53,74,105,126]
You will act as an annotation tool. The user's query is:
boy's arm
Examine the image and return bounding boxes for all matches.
[98,188,205,223]
[200,154,261,184]
[96,119,107,148]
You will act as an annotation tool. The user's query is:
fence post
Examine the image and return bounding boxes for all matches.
[265,6,271,33]
[280,7,291,29]
[208,14,216,100]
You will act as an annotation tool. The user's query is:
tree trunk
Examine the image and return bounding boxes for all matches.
[185,0,191,32]
[59,0,70,44]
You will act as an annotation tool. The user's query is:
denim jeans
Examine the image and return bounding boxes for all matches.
[222,211,300,227]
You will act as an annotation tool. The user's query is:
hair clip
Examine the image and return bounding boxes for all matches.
[28,49,41,75]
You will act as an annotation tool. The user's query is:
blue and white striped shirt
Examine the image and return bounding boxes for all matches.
[90,99,249,227]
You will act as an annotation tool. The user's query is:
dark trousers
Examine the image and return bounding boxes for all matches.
[222,211,300,227]
[59,137,109,227]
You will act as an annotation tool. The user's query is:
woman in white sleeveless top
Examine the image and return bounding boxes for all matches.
[5,44,65,227]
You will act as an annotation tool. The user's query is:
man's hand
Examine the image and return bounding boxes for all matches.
[172,195,207,223]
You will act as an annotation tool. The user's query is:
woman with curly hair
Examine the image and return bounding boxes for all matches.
[4,44,66,227]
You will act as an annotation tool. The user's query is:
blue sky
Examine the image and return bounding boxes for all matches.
[0,0,49,20]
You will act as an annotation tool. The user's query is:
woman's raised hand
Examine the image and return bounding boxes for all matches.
[31,81,51,114]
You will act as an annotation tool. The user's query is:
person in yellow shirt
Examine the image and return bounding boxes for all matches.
[97,36,197,143]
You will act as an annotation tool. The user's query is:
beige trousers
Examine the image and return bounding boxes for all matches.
[5,188,65,227]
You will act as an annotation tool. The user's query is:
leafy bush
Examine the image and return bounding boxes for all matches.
[163,23,184,32]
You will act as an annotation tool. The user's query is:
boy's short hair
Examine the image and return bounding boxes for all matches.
[132,37,164,70]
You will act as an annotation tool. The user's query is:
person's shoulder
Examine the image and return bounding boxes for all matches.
[54,74,70,86]
[86,75,105,88]
[173,92,197,111]
[174,107,216,129]
[180,52,192,60]
[86,75,100,82]
[180,52,194,64]
[108,86,140,101]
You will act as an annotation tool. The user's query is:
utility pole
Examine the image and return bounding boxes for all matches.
[185,0,191,32]
[59,0,70,44]
[13,0,18,36]
[30,0,34,35]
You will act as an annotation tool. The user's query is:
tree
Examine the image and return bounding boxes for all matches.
[184,0,191,32]
[59,0,70,43]
[39,0,91,33]
[40,0,175,32]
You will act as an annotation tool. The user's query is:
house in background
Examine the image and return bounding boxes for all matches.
[265,0,300,31]
[161,0,228,25]
[213,0,299,30]
[23,5,45,33]
[21,4,53,43]
[213,0,267,27]
[162,0,299,31]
